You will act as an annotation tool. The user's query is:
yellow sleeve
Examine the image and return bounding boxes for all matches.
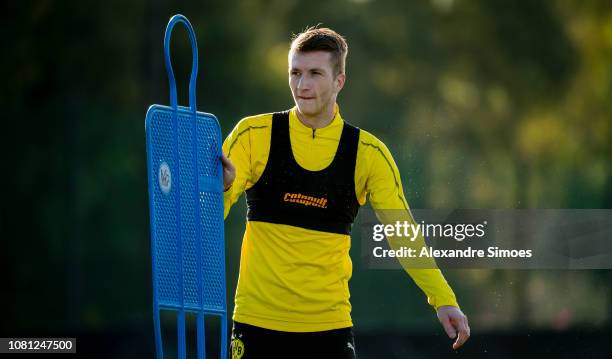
[221,118,252,219]
[221,114,272,219]
[360,132,460,310]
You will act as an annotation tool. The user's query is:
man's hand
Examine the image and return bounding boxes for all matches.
[437,305,470,350]
[221,153,236,191]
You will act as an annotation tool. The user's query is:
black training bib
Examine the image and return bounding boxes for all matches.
[245,111,361,234]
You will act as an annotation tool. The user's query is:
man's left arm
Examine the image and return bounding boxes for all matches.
[360,135,470,349]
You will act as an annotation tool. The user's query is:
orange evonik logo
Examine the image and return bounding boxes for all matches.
[283,192,328,208]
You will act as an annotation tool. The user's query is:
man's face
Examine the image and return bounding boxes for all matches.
[288,50,345,118]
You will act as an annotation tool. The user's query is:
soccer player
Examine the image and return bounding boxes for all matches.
[221,26,469,358]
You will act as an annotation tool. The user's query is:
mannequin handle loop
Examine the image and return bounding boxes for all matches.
[163,14,198,112]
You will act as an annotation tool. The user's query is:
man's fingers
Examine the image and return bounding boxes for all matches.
[464,316,471,337]
[452,317,470,350]
[220,153,236,191]
[453,330,468,349]
[439,315,457,339]
[220,153,235,172]
[452,331,465,350]
[220,153,230,167]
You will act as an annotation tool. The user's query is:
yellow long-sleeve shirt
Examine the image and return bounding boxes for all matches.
[223,106,458,332]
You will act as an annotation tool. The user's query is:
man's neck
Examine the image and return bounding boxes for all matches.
[295,103,336,129]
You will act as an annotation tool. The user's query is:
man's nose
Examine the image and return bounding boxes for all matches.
[297,76,310,91]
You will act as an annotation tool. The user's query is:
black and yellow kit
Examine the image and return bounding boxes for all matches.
[223,106,459,333]
[246,111,360,234]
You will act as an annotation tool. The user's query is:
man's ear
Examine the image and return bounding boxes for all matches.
[335,73,346,92]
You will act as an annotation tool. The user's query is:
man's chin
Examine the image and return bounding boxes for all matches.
[296,105,318,117]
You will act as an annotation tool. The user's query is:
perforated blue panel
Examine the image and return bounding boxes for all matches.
[146,105,226,311]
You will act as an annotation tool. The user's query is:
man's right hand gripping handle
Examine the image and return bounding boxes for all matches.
[221,153,236,192]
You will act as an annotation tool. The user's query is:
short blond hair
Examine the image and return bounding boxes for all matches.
[290,26,348,76]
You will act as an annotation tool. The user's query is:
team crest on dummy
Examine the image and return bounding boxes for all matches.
[158,161,172,194]
[231,338,245,359]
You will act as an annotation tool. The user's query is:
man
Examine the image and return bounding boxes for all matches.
[220,27,469,358]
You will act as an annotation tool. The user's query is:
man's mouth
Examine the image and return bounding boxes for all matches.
[298,96,315,100]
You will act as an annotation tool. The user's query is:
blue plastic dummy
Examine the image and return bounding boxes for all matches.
[145,14,227,359]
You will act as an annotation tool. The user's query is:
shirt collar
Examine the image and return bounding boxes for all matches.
[289,104,343,135]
